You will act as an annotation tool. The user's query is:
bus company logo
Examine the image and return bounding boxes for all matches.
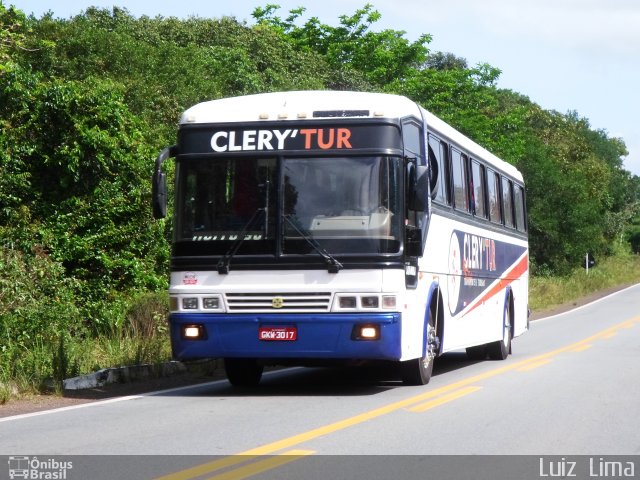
[7,456,73,479]
[272,296,284,309]
[182,272,198,285]
[461,232,497,275]
[449,230,501,313]
[210,128,353,152]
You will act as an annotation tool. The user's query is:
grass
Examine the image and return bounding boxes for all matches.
[529,249,640,314]
[0,292,173,404]
[0,335,172,404]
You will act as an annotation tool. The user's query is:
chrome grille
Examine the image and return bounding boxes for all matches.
[225,292,332,312]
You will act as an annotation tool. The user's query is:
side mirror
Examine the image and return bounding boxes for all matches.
[405,225,424,257]
[152,170,167,219]
[152,145,177,219]
[408,165,429,212]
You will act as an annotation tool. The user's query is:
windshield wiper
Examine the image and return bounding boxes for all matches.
[283,214,343,273]
[217,209,263,274]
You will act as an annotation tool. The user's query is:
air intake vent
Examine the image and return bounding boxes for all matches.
[313,110,369,118]
[225,292,332,312]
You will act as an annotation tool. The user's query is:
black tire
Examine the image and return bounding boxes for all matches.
[487,300,512,360]
[401,310,437,385]
[224,358,264,387]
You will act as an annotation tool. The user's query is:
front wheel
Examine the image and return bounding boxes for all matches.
[401,310,437,385]
[224,358,264,387]
[487,300,512,360]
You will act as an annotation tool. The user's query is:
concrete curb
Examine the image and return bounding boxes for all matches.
[62,361,189,391]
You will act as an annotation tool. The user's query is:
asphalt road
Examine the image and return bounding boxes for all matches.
[1,284,639,479]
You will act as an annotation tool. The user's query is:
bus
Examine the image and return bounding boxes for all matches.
[152,91,529,387]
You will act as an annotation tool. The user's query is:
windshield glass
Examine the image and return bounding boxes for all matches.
[283,156,401,254]
[174,155,402,257]
[175,157,278,255]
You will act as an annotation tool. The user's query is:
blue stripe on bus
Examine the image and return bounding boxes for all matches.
[170,312,402,361]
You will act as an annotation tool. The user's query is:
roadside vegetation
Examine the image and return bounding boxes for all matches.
[530,245,640,315]
[1,2,639,403]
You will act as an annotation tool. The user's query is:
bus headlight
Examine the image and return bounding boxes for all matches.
[339,296,357,309]
[182,297,198,310]
[334,294,398,311]
[203,297,220,309]
[361,296,379,308]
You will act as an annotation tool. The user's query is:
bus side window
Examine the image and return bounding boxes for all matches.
[451,148,469,213]
[514,184,527,232]
[439,142,450,205]
[428,134,450,205]
[487,169,502,224]
[470,159,487,218]
[402,120,424,160]
[502,176,515,228]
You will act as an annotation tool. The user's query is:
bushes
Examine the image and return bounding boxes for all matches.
[0,245,81,398]
[0,65,171,398]
[0,251,172,401]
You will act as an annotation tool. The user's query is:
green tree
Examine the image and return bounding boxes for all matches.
[253,3,431,87]
[0,2,25,69]
[24,7,332,137]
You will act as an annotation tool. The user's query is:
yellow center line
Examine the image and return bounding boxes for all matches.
[156,456,257,480]
[206,450,315,480]
[517,358,552,371]
[157,315,640,480]
[569,344,592,353]
[408,386,481,413]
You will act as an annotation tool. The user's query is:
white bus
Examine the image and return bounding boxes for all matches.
[152,91,529,386]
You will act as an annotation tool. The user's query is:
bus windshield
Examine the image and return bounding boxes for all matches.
[283,156,401,254]
[175,155,402,257]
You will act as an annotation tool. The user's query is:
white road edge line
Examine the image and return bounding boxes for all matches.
[532,282,640,322]
[0,369,301,423]
[0,393,147,423]
[0,379,227,423]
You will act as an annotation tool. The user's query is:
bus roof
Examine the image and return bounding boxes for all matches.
[180,91,422,124]
[180,90,522,182]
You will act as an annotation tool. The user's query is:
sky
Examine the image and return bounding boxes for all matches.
[10,0,640,175]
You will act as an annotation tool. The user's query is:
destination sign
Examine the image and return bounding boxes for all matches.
[179,124,402,154]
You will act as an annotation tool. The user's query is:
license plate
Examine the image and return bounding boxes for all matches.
[258,326,297,341]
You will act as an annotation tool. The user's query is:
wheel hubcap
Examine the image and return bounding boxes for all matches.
[426,327,437,362]
[503,318,510,347]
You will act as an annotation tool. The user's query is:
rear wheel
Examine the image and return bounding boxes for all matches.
[488,300,512,360]
[401,310,437,385]
[224,358,264,387]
